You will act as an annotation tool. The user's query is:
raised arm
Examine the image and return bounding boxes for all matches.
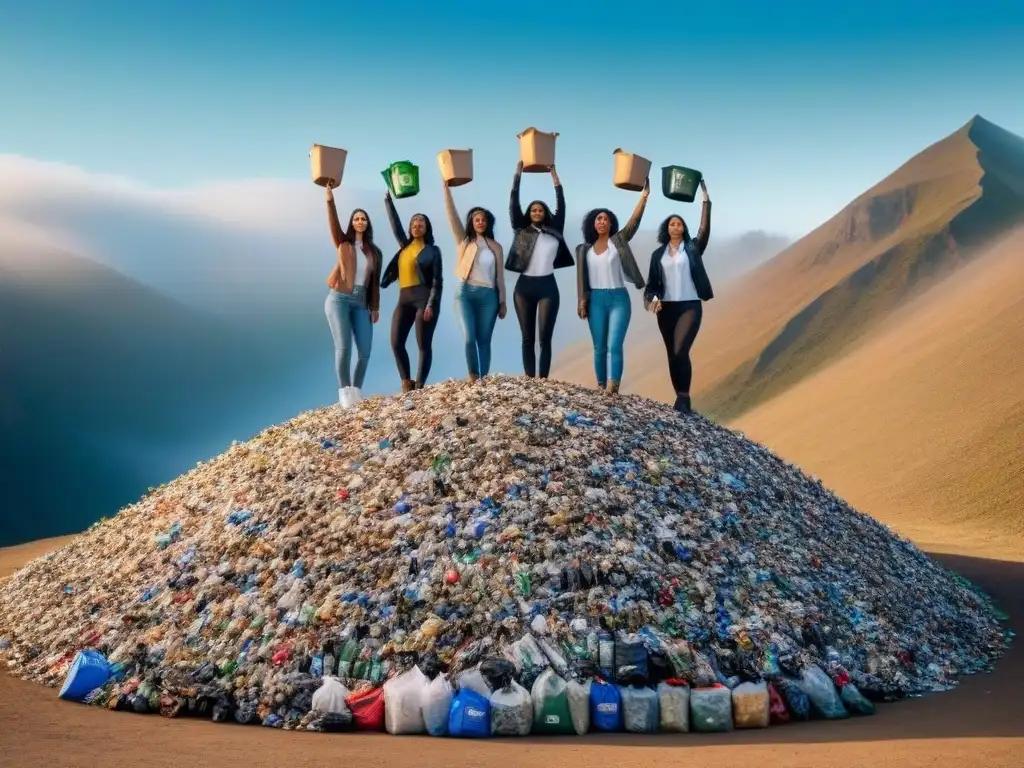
[692,180,711,255]
[326,185,345,249]
[620,179,650,242]
[509,161,526,230]
[442,182,466,243]
[551,166,565,232]
[384,192,409,248]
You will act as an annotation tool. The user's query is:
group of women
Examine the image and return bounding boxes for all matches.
[323,162,713,414]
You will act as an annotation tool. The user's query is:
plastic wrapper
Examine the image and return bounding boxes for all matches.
[614,631,649,684]
[620,685,659,733]
[839,682,876,716]
[456,664,492,697]
[690,685,733,733]
[657,681,689,732]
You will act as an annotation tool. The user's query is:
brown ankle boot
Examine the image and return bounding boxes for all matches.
[401,379,414,393]
[607,381,620,395]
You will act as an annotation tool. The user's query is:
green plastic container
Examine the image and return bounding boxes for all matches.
[382,160,420,199]
[661,165,703,203]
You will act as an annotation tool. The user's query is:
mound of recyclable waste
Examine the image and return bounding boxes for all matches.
[0,376,1009,734]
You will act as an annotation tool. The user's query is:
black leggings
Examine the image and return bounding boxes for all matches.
[656,300,703,396]
[391,286,437,385]
[514,274,560,378]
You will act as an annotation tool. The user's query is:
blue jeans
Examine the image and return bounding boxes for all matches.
[325,287,373,388]
[587,288,631,385]
[454,281,500,377]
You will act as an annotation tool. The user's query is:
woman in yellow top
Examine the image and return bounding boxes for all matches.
[380,190,444,392]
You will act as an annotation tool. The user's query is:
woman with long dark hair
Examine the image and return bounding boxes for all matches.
[324,182,382,408]
[575,177,650,394]
[380,190,443,392]
[644,179,712,413]
[505,161,574,378]
[443,179,507,381]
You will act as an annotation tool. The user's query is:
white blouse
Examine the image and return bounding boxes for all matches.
[524,231,559,277]
[661,243,699,302]
[352,238,369,284]
[586,240,625,290]
[468,240,497,287]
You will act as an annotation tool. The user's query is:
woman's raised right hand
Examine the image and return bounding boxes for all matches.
[325,181,334,201]
[515,160,524,175]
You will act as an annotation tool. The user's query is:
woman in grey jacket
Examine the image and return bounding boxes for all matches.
[575,177,650,394]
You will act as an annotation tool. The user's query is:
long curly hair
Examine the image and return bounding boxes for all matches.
[581,208,620,244]
[525,199,554,228]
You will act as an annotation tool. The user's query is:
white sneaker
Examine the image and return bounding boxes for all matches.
[338,388,351,408]
[349,387,363,404]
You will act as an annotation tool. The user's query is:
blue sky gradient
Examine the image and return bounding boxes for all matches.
[2,0,1022,236]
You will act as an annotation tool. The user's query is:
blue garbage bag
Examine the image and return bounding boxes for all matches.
[448,688,491,738]
[589,679,622,732]
[59,650,111,702]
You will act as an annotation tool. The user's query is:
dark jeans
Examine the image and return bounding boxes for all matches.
[391,286,437,386]
[454,281,500,377]
[324,287,373,388]
[656,300,703,402]
[513,274,559,378]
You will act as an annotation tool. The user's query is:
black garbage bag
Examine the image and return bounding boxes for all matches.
[479,657,517,690]
[234,700,260,725]
[212,693,236,722]
[613,632,649,684]
[418,650,445,680]
[320,709,354,732]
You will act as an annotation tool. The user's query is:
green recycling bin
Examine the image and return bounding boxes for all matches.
[661,165,703,203]
[382,160,421,199]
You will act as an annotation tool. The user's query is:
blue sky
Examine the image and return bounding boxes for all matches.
[2,0,1022,237]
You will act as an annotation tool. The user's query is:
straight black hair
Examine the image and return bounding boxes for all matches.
[345,208,377,254]
[656,214,691,246]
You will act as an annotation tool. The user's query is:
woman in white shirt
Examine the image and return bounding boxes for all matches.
[505,162,575,378]
[574,178,650,394]
[442,179,507,381]
[643,180,713,413]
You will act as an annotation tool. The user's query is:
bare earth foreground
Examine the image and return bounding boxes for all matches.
[0,536,1020,768]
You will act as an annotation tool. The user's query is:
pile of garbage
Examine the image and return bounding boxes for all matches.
[0,376,1009,735]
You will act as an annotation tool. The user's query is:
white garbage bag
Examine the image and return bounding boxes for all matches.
[311,676,351,714]
[383,666,429,734]
[421,674,453,736]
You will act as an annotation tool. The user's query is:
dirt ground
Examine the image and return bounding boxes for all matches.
[0,538,1021,768]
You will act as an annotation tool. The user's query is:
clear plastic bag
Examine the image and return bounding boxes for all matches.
[456,664,493,698]
[489,679,532,736]
[620,685,659,733]
[731,681,769,729]
[798,665,848,719]
[567,679,591,735]
[657,681,689,732]
[383,665,428,734]
[421,674,453,736]
[311,676,351,714]
[690,685,734,733]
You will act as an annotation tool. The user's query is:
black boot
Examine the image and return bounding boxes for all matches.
[673,393,692,413]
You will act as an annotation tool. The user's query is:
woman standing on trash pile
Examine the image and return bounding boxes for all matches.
[442,178,507,382]
[575,177,650,395]
[644,178,712,414]
[505,161,574,379]
[380,189,443,392]
[324,182,382,409]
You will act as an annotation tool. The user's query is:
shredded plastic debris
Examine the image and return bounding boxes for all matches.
[0,376,1009,733]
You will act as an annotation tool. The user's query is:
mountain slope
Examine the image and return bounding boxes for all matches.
[730,227,1024,557]
[622,115,1024,418]
[0,238,269,545]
